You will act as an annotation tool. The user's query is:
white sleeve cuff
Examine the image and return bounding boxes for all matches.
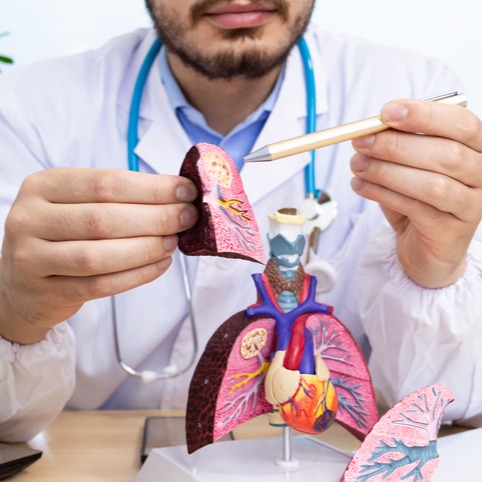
[358,225,482,425]
[0,322,76,442]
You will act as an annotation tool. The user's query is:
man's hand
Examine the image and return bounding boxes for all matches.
[350,99,482,288]
[0,168,198,344]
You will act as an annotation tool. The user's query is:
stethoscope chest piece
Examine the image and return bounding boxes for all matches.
[301,192,338,236]
[304,257,336,294]
[300,191,338,294]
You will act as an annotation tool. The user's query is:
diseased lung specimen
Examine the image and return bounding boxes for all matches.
[179,143,265,264]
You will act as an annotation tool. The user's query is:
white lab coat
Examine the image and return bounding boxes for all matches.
[1,27,481,442]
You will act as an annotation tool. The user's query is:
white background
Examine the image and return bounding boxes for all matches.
[1,0,481,116]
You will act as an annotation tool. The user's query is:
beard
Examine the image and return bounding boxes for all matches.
[144,0,315,79]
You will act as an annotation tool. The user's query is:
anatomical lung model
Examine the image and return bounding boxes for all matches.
[179,144,454,482]
[186,208,378,454]
[178,142,265,264]
[341,385,454,482]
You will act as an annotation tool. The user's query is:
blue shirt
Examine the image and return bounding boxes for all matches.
[158,47,283,171]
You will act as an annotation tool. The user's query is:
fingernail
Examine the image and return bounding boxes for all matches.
[351,176,365,191]
[382,102,408,123]
[180,205,198,228]
[353,135,375,149]
[351,154,368,172]
[157,257,172,271]
[176,182,197,202]
[163,234,178,252]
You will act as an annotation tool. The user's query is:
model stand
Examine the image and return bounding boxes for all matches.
[136,428,352,482]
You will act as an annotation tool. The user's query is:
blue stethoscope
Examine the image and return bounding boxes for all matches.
[113,36,336,383]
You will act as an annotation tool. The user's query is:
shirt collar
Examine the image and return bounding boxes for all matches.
[158,47,188,112]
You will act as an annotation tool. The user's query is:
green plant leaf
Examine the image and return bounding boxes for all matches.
[0,55,13,64]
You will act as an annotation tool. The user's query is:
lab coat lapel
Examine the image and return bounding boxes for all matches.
[241,115,310,206]
[118,31,192,176]
[133,115,191,176]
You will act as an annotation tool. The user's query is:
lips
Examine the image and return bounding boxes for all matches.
[203,1,279,29]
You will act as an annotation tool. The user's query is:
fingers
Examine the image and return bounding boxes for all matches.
[50,256,174,304]
[32,235,178,277]
[9,169,199,240]
[25,201,198,240]
[350,100,482,223]
[380,99,482,153]
[1,231,176,330]
[351,167,448,223]
[0,168,198,337]
[350,154,481,223]
[22,168,198,204]
[352,129,482,189]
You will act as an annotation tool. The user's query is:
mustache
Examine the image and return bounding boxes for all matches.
[191,0,289,24]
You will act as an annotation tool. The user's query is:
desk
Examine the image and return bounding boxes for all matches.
[16,410,468,482]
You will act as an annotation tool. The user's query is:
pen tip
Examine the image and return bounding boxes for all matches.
[244,146,272,163]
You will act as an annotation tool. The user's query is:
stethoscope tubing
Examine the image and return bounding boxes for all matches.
[127,37,162,172]
[114,36,198,383]
[111,254,198,382]
[297,36,318,198]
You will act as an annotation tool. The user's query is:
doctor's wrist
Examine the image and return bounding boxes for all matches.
[398,254,467,290]
[0,293,50,345]
[0,314,50,345]
[0,315,50,345]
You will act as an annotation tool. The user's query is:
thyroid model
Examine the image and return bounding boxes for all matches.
[186,207,378,453]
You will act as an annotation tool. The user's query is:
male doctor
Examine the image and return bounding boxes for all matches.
[0,0,481,442]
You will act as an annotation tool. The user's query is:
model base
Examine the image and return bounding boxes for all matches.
[135,435,352,482]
